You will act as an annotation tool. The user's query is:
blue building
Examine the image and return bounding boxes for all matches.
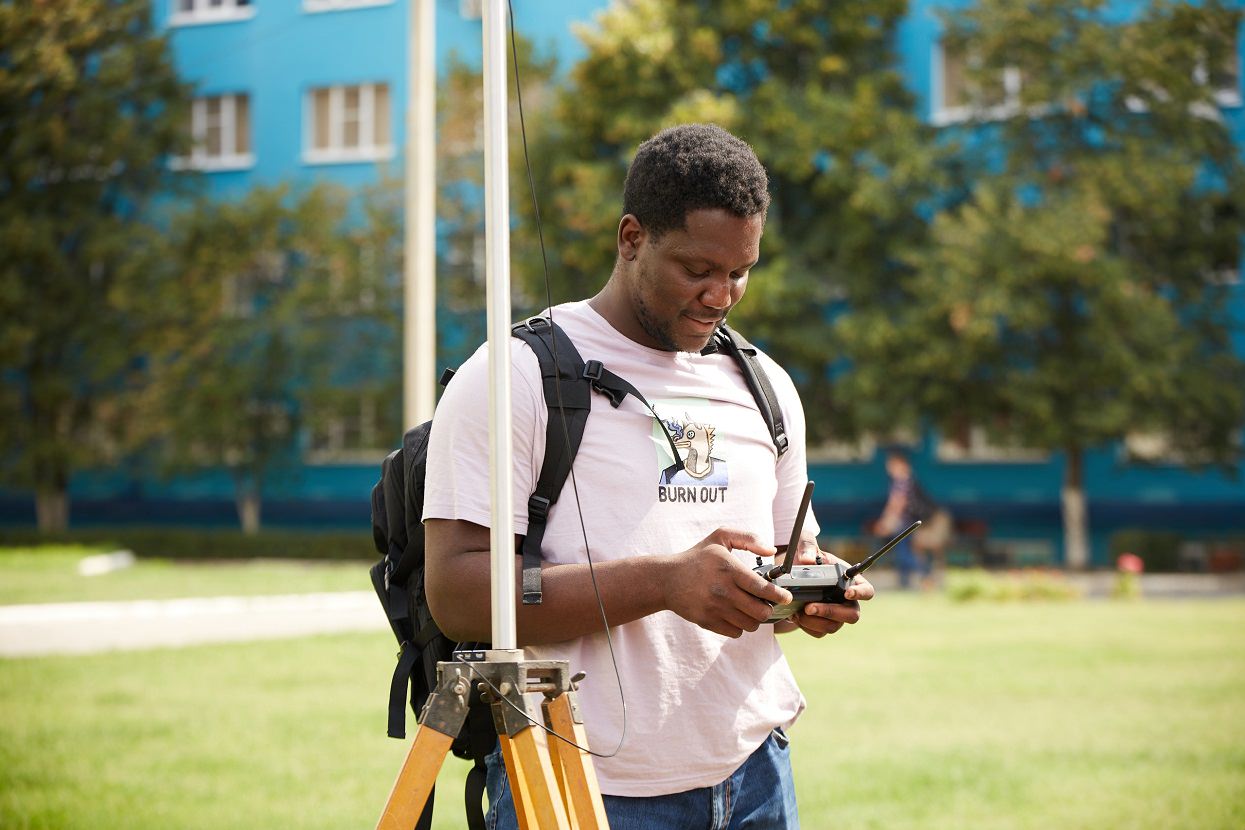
[26,0,1245,566]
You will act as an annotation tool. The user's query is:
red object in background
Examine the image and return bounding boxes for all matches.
[1117,552,1145,573]
[1208,546,1244,573]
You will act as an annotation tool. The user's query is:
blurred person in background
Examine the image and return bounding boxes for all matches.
[874,448,949,589]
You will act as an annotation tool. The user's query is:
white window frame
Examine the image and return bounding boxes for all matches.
[932,41,1016,126]
[325,240,380,311]
[807,428,920,465]
[1124,44,1240,116]
[932,40,1054,127]
[303,83,395,165]
[1119,430,1240,466]
[169,0,256,27]
[1200,199,1241,285]
[935,424,1048,463]
[174,93,255,172]
[306,395,391,463]
[1198,49,1242,108]
[807,436,878,464]
[303,0,394,13]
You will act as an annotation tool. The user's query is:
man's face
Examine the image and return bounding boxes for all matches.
[886,455,912,479]
[623,208,763,353]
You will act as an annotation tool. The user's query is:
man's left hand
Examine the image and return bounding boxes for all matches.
[776,543,875,638]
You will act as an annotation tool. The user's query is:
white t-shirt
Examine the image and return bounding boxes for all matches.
[424,300,817,796]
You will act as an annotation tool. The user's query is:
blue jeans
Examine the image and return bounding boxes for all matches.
[485,727,800,829]
[893,535,927,589]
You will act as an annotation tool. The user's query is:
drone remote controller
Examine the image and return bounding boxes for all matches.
[757,482,921,623]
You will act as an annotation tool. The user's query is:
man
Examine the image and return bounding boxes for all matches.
[424,123,874,829]
[874,448,929,589]
[875,448,948,589]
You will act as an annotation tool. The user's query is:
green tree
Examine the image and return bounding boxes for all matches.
[506,0,944,438]
[0,0,190,530]
[434,37,558,361]
[147,183,396,534]
[835,0,1245,567]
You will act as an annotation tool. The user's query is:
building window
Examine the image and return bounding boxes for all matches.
[177,93,254,171]
[934,422,1047,463]
[807,428,920,464]
[303,0,394,12]
[933,40,1022,126]
[807,436,877,464]
[1203,197,1241,284]
[1207,48,1242,107]
[220,250,284,318]
[170,0,256,26]
[1120,431,1227,466]
[307,393,396,462]
[305,83,394,165]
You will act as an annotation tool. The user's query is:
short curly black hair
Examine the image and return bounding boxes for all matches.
[622,123,770,238]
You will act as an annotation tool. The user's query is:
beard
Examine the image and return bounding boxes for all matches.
[633,293,681,352]
[632,263,725,353]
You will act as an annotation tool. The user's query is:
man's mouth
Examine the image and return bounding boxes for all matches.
[684,315,722,333]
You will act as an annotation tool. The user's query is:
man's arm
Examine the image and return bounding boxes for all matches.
[425,517,795,644]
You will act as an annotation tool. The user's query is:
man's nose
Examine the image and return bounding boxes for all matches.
[700,275,732,310]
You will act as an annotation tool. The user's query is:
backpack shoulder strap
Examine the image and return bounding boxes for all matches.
[511,315,685,605]
[511,316,591,606]
[707,325,790,457]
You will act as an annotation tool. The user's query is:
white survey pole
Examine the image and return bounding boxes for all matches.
[404,0,436,429]
[482,0,516,649]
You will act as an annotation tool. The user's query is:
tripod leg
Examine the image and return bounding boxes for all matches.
[375,725,455,830]
[544,693,609,830]
[377,666,474,830]
[496,733,533,828]
[499,723,572,830]
[543,727,574,828]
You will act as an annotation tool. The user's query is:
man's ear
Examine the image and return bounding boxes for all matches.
[617,214,646,262]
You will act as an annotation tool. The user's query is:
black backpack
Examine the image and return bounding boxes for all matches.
[369,315,789,828]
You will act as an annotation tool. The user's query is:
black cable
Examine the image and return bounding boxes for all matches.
[503,0,626,759]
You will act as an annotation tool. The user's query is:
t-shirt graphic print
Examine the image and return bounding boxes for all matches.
[653,398,731,503]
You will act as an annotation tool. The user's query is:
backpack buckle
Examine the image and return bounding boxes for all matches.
[583,360,603,381]
[528,494,551,521]
[522,315,551,333]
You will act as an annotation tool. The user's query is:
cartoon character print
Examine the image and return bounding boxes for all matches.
[659,412,729,486]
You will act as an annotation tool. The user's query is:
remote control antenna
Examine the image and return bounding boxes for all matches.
[844,520,922,580]
[767,481,815,580]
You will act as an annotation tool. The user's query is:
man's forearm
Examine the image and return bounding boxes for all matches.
[428,551,671,645]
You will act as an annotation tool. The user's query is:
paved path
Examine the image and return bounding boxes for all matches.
[0,591,386,657]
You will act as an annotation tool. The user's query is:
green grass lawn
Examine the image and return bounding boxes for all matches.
[1,550,1243,828]
[0,547,368,605]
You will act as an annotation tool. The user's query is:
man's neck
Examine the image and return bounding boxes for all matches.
[588,276,644,346]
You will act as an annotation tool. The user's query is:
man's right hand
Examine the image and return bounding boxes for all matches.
[659,528,793,638]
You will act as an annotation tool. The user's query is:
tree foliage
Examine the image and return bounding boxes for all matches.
[432,35,559,366]
[0,0,191,529]
[144,183,399,533]
[507,0,944,440]
[833,0,1245,564]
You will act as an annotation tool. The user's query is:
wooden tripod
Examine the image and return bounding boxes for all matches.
[375,649,610,830]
